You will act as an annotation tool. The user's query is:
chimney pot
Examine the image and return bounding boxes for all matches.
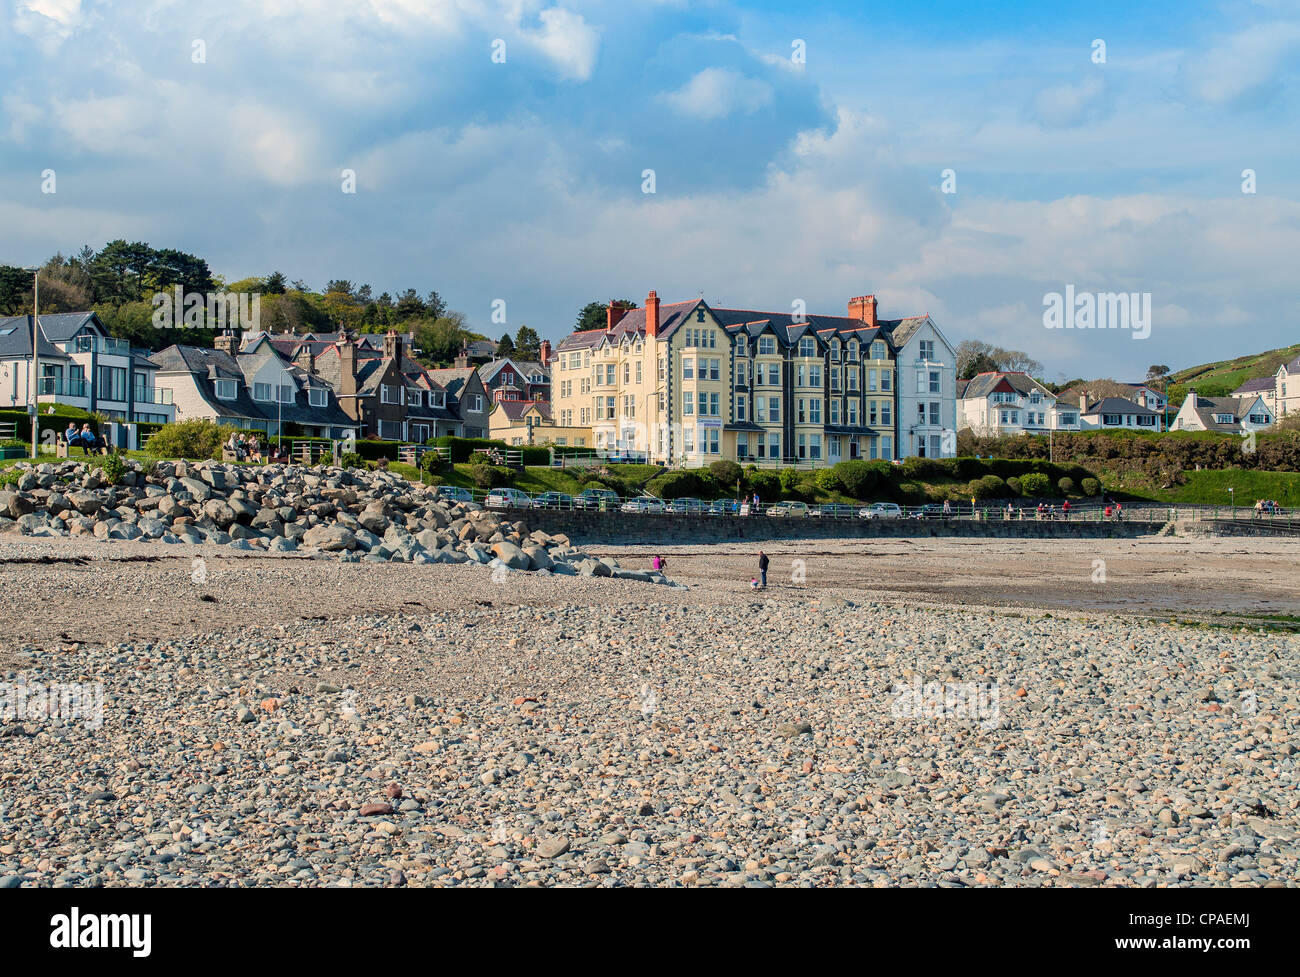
[847,294,878,327]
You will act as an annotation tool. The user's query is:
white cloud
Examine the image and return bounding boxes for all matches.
[661,67,775,120]
[518,7,601,82]
[1181,21,1300,107]
[1030,75,1107,128]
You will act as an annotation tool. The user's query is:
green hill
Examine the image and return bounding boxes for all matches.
[1167,343,1300,406]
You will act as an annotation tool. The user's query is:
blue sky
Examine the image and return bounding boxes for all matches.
[2,0,1298,380]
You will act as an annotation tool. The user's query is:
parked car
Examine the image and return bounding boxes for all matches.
[575,488,621,510]
[485,487,532,510]
[666,497,707,513]
[912,503,946,521]
[620,496,666,514]
[767,501,810,518]
[813,503,857,519]
[860,502,903,520]
[531,491,573,510]
[708,498,740,515]
[436,486,474,504]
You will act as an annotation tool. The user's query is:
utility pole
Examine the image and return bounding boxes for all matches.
[29,268,40,460]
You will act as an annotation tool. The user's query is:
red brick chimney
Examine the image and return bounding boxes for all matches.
[645,290,660,339]
[539,339,552,367]
[847,294,877,327]
[606,301,627,331]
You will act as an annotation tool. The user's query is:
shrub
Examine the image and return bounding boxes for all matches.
[833,460,879,499]
[814,468,843,493]
[0,468,23,488]
[146,419,228,460]
[339,451,364,469]
[434,436,510,463]
[1081,477,1101,497]
[968,475,1006,499]
[419,451,450,475]
[895,480,927,503]
[709,459,743,490]
[1019,472,1051,496]
[746,469,781,502]
[1006,476,1022,496]
[469,463,514,489]
[646,469,711,499]
[520,446,551,466]
[98,453,126,486]
[1057,476,1075,495]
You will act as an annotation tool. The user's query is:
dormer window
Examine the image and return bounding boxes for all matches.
[214,379,237,401]
[848,339,859,358]
[871,340,885,360]
[830,339,841,362]
[799,337,816,358]
[758,336,776,356]
[308,388,327,408]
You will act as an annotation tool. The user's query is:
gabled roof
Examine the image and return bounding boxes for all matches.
[424,367,481,401]
[958,371,1054,401]
[0,316,70,360]
[492,399,552,422]
[151,343,355,428]
[556,298,928,352]
[17,311,103,343]
[1084,396,1160,417]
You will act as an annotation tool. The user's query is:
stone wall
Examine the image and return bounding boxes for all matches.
[510,509,1163,545]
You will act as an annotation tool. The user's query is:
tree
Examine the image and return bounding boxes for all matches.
[497,333,515,357]
[1146,364,1171,391]
[263,271,287,295]
[0,265,34,315]
[514,325,541,359]
[576,298,634,332]
[955,339,1042,379]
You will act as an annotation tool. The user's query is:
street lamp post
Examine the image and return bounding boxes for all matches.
[27,268,40,460]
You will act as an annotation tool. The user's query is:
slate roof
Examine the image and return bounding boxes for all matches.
[957,371,1054,401]
[1233,376,1276,395]
[1083,396,1160,417]
[556,299,929,353]
[493,400,552,423]
[12,311,101,343]
[150,344,355,428]
[0,316,70,360]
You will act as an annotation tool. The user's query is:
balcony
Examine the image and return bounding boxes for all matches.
[72,336,132,357]
[133,387,174,405]
[37,377,89,399]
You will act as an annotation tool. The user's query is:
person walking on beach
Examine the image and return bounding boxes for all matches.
[757,550,769,589]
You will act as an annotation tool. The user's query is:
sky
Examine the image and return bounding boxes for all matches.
[2,0,1298,381]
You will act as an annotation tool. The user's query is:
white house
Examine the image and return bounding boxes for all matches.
[886,312,958,458]
[1232,353,1300,419]
[1171,391,1275,434]
[0,312,174,424]
[957,371,1063,435]
[1077,395,1163,431]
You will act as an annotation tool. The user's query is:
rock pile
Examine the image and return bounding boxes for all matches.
[0,459,667,583]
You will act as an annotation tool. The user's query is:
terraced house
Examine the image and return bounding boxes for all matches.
[553,291,956,467]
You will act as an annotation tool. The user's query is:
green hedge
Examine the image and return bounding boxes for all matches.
[520,446,551,466]
[0,405,99,443]
[433,435,510,463]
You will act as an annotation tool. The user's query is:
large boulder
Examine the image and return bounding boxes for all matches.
[0,491,33,519]
[490,541,531,570]
[202,499,237,527]
[303,523,355,551]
